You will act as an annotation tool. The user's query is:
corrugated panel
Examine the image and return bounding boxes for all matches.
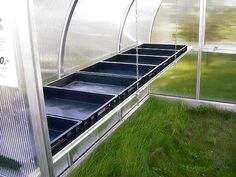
[205,0,236,47]
[64,0,131,73]
[120,2,136,50]
[151,0,199,46]
[0,87,38,177]
[32,0,73,84]
[200,52,236,103]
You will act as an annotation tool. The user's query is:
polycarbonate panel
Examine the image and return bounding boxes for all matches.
[64,0,131,73]
[151,0,199,46]
[151,51,198,98]
[32,0,72,84]
[137,0,162,43]
[0,87,38,177]
[121,0,162,50]
[200,52,236,103]
[0,1,40,176]
[205,0,236,48]
[120,2,136,51]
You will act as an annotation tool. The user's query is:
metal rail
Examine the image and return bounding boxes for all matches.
[117,0,135,52]
[153,94,236,113]
[58,0,78,78]
[148,0,163,43]
[196,0,206,99]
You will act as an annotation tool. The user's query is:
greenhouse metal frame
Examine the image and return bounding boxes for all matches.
[0,0,235,176]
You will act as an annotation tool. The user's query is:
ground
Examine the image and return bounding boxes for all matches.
[70,97,236,177]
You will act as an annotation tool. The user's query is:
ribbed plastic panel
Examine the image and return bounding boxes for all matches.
[33,0,72,84]
[0,86,38,177]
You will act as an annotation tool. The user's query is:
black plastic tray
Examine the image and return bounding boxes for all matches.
[80,62,156,79]
[44,87,116,129]
[137,44,188,60]
[47,73,136,96]
[157,45,188,69]
[104,55,168,66]
[176,45,188,58]
[138,43,186,50]
[48,116,83,155]
[47,73,137,103]
[123,48,176,56]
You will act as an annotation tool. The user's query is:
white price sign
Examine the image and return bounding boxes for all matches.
[0,9,18,88]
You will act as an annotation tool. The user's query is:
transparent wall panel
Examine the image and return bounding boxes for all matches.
[33,0,72,84]
[121,0,162,50]
[200,52,236,103]
[0,0,54,175]
[205,0,236,48]
[137,0,162,43]
[150,51,198,98]
[0,1,41,175]
[120,2,136,51]
[151,0,199,46]
[64,0,131,73]
[0,87,38,177]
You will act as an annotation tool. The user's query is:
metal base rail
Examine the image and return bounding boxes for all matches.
[153,94,236,113]
[52,46,191,177]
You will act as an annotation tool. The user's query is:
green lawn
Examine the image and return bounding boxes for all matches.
[70,97,236,177]
[151,52,236,103]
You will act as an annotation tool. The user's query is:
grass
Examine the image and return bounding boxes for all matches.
[70,97,236,177]
[151,52,236,103]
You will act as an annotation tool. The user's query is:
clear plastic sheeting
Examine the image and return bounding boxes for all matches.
[0,1,39,176]
[0,87,38,177]
[32,0,72,84]
[137,0,162,43]
[64,0,132,73]
[120,0,162,50]
[64,0,163,73]
[151,0,199,46]
[120,1,136,51]
[205,0,236,48]
[151,51,198,98]
[200,52,236,103]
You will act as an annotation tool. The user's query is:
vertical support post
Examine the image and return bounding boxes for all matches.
[58,0,78,78]
[196,0,206,99]
[67,153,73,166]
[19,0,54,176]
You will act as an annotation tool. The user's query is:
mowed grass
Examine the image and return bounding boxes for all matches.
[70,97,236,177]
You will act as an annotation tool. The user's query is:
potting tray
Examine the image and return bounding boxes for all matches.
[123,48,176,56]
[138,43,186,50]
[44,87,116,129]
[47,116,83,155]
[104,54,168,66]
[80,62,156,78]
[47,73,137,96]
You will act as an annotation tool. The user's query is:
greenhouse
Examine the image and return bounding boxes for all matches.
[0,0,235,177]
